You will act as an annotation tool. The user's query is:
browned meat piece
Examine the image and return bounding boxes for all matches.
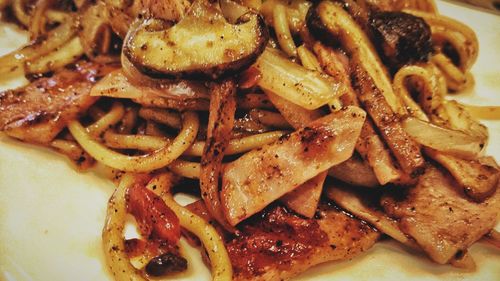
[325,182,416,247]
[280,171,327,218]
[0,62,112,144]
[314,42,401,185]
[90,69,210,110]
[426,148,499,202]
[266,88,326,218]
[381,165,500,264]
[351,64,425,177]
[200,80,237,231]
[369,11,432,71]
[221,106,366,225]
[228,204,380,281]
[328,155,379,188]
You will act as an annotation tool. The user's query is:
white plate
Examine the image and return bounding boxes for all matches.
[1,1,499,280]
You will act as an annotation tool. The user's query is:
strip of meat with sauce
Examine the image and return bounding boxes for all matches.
[381,165,500,264]
[186,200,379,281]
[0,62,114,144]
[351,64,425,177]
[228,203,380,281]
[314,42,401,185]
[221,106,366,226]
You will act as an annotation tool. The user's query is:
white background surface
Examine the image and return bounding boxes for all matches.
[1,1,499,280]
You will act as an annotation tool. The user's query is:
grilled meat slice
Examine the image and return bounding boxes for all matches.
[381,165,500,264]
[221,106,366,226]
[90,69,210,110]
[370,11,432,71]
[228,204,380,281]
[0,62,111,144]
[314,42,401,185]
[280,171,327,218]
[326,182,416,247]
[351,64,425,177]
[426,148,499,202]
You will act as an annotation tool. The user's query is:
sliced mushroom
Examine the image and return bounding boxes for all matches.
[124,0,269,80]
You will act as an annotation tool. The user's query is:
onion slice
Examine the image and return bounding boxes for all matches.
[402,117,485,159]
[254,47,345,110]
[91,69,209,101]
[200,79,237,232]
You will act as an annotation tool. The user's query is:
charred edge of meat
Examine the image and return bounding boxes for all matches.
[369,11,432,72]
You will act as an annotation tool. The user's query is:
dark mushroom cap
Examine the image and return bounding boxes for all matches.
[369,11,433,71]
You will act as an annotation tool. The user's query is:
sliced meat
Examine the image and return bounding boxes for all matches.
[280,171,327,218]
[266,87,326,218]
[90,69,210,110]
[351,64,425,177]
[326,181,477,269]
[264,90,322,130]
[228,203,380,281]
[381,165,500,264]
[200,80,237,231]
[325,182,416,247]
[328,155,379,188]
[126,182,181,244]
[425,148,499,202]
[314,42,401,184]
[221,106,366,225]
[369,11,432,71]
[0,62,111,144]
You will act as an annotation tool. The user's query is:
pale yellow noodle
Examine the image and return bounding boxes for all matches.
[431,53,471,92]
[50,139,84,159]
[45,9,70,23]
[317,2,406,115]
[102,174,147,281]
[87,102,126,137]
[188,130,287,156]
[68,111,199,172]
[12,0,31,26]
[103,131,171,152]
[297,45,322,71]
[118,107,139,134]
[104,130,286,156]
[25,37,84,74]
[151,173,233,281]
[464,105,500,120]
[50,139,92,169]
[393,65,433,121]
[0,18,77,75]
[139,108,182,129]
[168,160,200,179]
[273,3,297,57]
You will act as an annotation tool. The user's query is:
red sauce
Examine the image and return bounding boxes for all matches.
[226,205,328,277]
[124,179,182,259]
[126,182,180,244]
